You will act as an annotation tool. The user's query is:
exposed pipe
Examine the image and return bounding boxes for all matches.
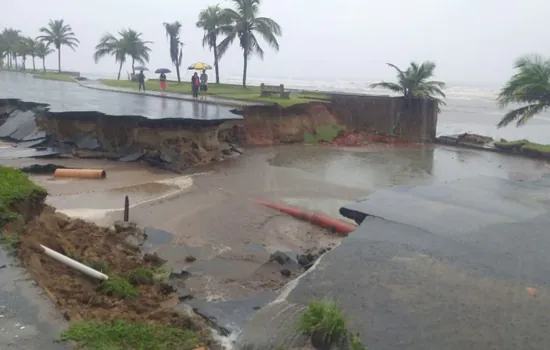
[252,199,356,236]
[39,244,109,281]
[54,168,106,179]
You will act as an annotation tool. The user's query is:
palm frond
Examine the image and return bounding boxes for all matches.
[369,81,404,94]
[497,103,548,128]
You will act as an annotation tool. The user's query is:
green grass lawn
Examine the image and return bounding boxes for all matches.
[33,72,76,82]
[494,139,550,156]
[100,79,330,107]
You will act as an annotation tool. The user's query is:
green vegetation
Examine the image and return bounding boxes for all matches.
[196,4,232,84]
[370,61,446,133]
[85,260,110,274]
[298,299,368,349]
[493,139,550,157]
[59,320,201,350]
[100,79,329,107]
[163,21,184,83]
[94,29,152,80]
[99,276,138,299]
[370,61,446,105]
[298,299,348,345]
[0,167,46,226]
[304,125,344,144]
[33,72,75,82]
[127,267,154,285]
[37,19,79,73]
[497,55,550,128]
[218,0,282,87]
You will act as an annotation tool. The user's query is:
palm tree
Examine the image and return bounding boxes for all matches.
[17,38,31,70]
[0,33,7,69]
[93,29,151,80]
[370,61,446,104]
[24,37,38,71]
[496,54,550,128]
[218,0,282,87]
[35,42,54,72]
[370,61,446,134]
[163,22,184,83]
[2,28,21,69]
[37,19,79,72]
[124,29,152,75]
[196,5,232,84]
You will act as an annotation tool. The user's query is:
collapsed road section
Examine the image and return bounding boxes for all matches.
[0,98,244,172]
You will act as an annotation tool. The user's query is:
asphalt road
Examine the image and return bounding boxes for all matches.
[237,175,550,350]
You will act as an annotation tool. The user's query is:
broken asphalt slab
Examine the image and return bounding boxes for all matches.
[236,175,550,350]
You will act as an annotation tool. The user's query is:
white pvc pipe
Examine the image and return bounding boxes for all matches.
[40,244,109,281]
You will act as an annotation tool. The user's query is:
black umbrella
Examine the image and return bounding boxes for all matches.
[134,66,149,71]
[155,68,171,74]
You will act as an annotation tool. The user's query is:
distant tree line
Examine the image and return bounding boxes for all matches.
[0,0,545,127]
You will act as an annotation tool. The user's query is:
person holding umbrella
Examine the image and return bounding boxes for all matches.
[155,68,171,92]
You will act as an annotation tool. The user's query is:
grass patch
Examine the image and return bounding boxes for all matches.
[127,267,154,285]
[85,260,110,274]
[59,320,202,350]
[298,299,348,346]
[99,277,138,299]
[298,299,368,349]
[0,167,46,227]
[33,72,75,82]
[304,125,344,144]
[0,230,21,252]
[493,139,550,156]
[99,79,329,107]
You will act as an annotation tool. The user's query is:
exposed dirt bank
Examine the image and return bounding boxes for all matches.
[0,167,214,347]
[222,102,340,146]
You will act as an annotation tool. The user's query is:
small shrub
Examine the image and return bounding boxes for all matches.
[0,230,20,252]
[99,277,138,299]
[59,320,201,349]
[85,260,110,274]
[128,267,154,285]
[298,299,347,348]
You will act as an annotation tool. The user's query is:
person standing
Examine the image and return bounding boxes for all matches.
[159,73,167,92]
[200,70,208,98]
[191,72,200,98]
[138,70,146,92]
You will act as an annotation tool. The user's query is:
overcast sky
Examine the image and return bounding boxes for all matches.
[1,0,548,85]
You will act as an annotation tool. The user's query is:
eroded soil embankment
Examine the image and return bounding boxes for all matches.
[3,191,213,347]
[221,102,341,146]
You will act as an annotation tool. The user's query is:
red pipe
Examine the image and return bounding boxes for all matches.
[252,198,356,236]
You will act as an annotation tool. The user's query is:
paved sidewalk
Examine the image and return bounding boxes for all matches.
[77,80,267,108]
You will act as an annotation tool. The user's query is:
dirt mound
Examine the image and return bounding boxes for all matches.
[12,206,209,335]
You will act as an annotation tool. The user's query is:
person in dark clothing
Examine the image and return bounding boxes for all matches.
[191,72,200,98]
[138,70,146,91]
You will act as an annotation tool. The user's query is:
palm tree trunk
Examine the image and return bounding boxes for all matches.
[57,47,61,73]
[132,58,135,75]
[32,56,36,71]
[14,54,18,70]
[242,50,248,88]
[214,44,220,84]
[117,61,123,80]
[42,57,46,72]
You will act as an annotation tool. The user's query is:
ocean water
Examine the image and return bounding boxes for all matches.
[82,71,550,144]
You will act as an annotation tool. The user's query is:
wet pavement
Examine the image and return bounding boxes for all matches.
[237,169,550,349]
[0,71,240,120]
[0,250,67,349]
